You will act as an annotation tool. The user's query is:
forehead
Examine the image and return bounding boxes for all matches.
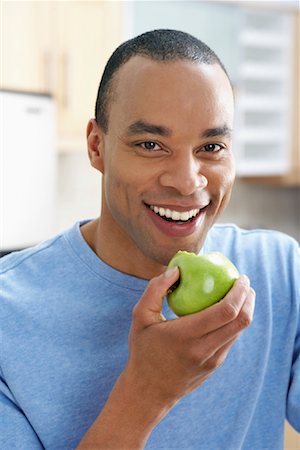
[109,56,234,129]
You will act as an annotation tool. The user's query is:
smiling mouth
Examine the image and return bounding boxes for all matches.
[144,203,209,223]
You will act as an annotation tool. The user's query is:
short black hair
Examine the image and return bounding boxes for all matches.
[95,29,229,132]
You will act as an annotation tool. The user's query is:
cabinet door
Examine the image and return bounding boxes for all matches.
[233,8,295,177]
[1,92,56,249]
[1,1,55,92]
[54,1,123,150]
[127,1,240,83]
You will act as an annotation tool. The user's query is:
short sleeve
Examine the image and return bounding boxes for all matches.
[0,376,44,449]
[286,245,300,432]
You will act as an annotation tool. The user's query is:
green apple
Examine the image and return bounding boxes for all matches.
[167,251,239,316]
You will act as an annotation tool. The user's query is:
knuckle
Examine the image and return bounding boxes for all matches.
[132,303,141,321]
[186,348,200,366]
[220,302,239,322]
[205,357,217,371]
[236,310,252,331]
[145,275,164,297]
[187,338,216,368]
[146,277,157,292]
[187,347,205,367]
[206,354,225,371]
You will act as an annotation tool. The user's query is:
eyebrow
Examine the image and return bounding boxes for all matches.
[202,126,232,138]
[126,120,172,137]
[126,120,232,139]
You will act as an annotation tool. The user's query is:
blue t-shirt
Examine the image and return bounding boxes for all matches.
[0,221,299,449]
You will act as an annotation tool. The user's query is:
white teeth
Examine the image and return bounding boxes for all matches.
[171,211,181,221]
[149,205,201,221]
[180,211,190,221]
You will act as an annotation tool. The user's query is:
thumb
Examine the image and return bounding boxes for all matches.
[133,266,180,329]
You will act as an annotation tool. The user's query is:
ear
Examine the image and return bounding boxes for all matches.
[86,119,105,173]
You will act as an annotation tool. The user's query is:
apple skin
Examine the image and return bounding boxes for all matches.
[167,251,240,316]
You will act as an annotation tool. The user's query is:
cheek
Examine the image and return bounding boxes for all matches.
[221,169,235,193]
[209,162,235,191]
[103,161,144,221]
[207,160,235,211]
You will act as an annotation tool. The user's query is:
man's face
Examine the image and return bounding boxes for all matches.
[96,56,235,271]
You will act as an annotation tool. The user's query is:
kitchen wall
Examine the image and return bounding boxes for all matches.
[221,179,300,242]
[56,151,100,232]
[56,152,300,243]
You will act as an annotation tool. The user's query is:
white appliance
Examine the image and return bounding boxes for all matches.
[0,90,57,252]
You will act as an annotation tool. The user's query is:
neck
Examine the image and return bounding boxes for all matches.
[80,218,166,280]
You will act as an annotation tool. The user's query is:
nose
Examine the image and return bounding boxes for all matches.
[159,153,208,196]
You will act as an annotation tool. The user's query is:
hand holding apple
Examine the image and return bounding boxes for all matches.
[167,251,240,316]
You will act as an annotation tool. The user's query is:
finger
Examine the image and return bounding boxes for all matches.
[200,286,256,359]
[210,285,256,341]
[133,267,180,328]
[180,275,251,337]
[204,336,238,371]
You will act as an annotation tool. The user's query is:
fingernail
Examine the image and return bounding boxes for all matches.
[164,266,178,278]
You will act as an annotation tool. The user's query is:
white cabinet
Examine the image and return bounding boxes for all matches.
[0,91,56,249]
[234,8,295,177]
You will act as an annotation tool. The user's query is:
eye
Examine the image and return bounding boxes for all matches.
[202,143,224,152]
[139,141,161,151]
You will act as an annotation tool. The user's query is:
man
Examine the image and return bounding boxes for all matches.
[0,29,299,450]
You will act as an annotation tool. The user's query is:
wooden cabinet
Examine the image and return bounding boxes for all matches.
[1,1,123,152]
[1,2,53,92]
[54,1,123,151]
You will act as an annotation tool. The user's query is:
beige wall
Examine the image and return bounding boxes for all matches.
[220,179,300,242]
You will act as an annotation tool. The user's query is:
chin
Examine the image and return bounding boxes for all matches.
[148,241,204,267]
[135,222,211,267]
